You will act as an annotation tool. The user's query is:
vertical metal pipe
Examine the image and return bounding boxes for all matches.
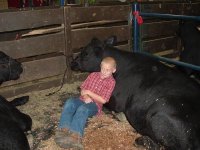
[132,2,140,52]
[60,0,65,6]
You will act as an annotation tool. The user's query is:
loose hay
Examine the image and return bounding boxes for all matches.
[83,114,142,150]
[9,80,144,150]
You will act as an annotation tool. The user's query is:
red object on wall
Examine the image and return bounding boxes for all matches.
[33,0,45,6]
[8,0,46,8]
[133,11,143,25]
[8,0,28,8]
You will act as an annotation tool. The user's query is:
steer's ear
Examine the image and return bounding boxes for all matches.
[104,36,117,46]
[91,37,101,45]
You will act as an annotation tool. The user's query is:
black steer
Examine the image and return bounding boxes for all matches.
[71,37,200,150]
[178,21,200,78]
[0,52,23,84]
[0,51,32,150]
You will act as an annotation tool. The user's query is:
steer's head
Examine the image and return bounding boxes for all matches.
[0,52,23,84]
[71,36,117,72]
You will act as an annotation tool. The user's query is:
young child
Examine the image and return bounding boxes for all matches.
[55,57,116,149]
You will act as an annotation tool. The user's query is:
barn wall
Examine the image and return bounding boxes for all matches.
[0,2,199,97]
[0,4,131,98]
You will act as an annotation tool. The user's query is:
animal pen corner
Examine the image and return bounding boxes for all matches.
[131,1,200,71]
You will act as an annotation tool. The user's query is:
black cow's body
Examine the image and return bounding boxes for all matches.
[71,37,200,150]
[178,21,200,78]
[0,51,31,150]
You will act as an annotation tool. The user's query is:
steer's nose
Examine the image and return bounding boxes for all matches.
[70,53,81,71]
[70,61,77,68]
[70,59,80,71]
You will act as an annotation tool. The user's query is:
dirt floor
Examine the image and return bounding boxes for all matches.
[10,78,145,150]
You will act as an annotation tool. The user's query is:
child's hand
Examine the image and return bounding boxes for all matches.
[82,95,93,103]
[84,99,93,104]
[81,90,91,96]
[81,90,94,103]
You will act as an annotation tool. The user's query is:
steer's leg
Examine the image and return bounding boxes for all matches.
[10,96,29,106]
[135,136,161,150]
[145,107,194,150]
[124,107,161,150]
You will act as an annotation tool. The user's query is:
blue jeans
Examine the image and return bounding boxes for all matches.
[58,97,98,137]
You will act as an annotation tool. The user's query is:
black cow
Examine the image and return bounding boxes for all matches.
[178,21,200,78]
[71,37,200,150]
[0,51,32,150]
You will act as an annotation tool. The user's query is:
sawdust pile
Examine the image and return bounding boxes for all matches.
[83,113,142,150]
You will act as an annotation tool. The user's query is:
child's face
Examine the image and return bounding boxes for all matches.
[100,62,116,78]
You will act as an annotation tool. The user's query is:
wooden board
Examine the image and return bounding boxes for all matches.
[69,5,130,24]
[64,7,72,57]
[142,36,177,53]
[140,2,200,15]
[115,44,130,51]
[0,8,64,32]
[1,55,67,87]
[71,25,130,50]
[0,32,65,59]
[154,49,179,58]
[140,3,181,14]
[141,20,179,39]
[0,74,69,98]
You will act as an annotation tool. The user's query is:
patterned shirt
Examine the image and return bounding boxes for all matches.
[80,72,116,114]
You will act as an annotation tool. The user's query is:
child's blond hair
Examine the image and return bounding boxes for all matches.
[101,57,116,68]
